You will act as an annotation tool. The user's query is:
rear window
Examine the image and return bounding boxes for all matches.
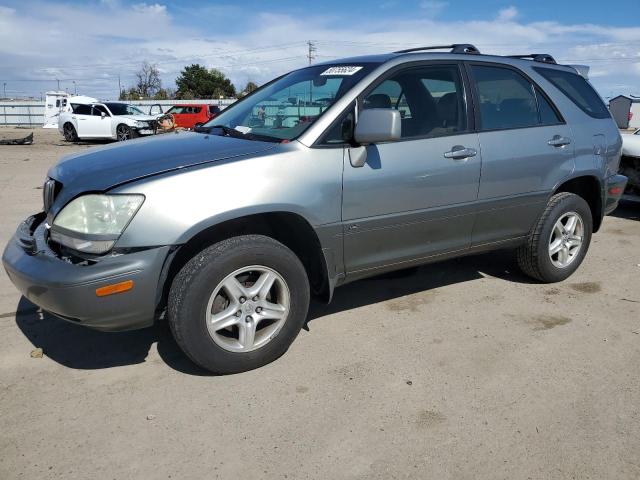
[534,67,610,119]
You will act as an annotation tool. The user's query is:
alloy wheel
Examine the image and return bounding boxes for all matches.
[548,211,584,268]
[64,124,75,141]
[117,125,131,141]
[205,265,290,353]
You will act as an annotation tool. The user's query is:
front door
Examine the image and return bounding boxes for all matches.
[342,63,481,276]
[467,63,575,245]
[82,104,113,137]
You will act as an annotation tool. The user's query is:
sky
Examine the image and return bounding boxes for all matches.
[0,0,639,100]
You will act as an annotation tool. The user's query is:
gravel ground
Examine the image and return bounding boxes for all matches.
[1,127,639,480]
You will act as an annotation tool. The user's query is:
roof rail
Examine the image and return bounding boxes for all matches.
[508,54,557,64]
[394,44,480,55]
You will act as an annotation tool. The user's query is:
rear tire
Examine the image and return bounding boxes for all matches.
[517,192,592,282]
[63,123,78,142]
[168,235,310,374]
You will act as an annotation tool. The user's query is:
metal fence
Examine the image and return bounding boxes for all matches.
[0,102,42,126]
[0,99,237,127]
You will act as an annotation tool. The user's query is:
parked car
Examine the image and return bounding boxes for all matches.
[4,44,626,374]
[59,102,158,142]
[164,104,221,129]
[621,129,640,194]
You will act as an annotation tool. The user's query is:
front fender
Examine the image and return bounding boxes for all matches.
[112,144,344,248]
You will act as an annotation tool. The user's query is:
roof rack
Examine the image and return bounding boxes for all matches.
[394,44,480,55]
[507,54,557,64]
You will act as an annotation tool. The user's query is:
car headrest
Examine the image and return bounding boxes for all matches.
[364,94,392,109]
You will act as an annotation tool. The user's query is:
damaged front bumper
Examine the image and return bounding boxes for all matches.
[2,214,171,331]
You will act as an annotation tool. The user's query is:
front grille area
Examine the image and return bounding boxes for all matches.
[42,178,62,213]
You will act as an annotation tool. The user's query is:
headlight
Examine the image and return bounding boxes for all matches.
[51,194,144,254]
[134,121,146,128]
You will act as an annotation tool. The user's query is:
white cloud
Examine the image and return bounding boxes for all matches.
[497,6,518,22]
[132,3,167,15]
[0,2,639,99]
[419,1,448,17]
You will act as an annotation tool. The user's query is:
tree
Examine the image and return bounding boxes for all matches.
[153,88,174,100]
[119,87,142,101]
[135,62,162,98]
[238,81,259,98]
[175,64,236,99]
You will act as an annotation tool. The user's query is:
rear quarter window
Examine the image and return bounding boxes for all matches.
[533,67,610,119]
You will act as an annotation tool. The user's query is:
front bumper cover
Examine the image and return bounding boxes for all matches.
[2,214,171,331]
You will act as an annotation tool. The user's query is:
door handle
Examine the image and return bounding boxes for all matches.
[548,135,571,147]
[444,145,477,160]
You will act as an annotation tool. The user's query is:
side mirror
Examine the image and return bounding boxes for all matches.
[354,108,401,145]
[101,112,106,118]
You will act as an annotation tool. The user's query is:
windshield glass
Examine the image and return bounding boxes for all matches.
[166,106,188,114]
[203,63,374,141]
[105,103,145,116]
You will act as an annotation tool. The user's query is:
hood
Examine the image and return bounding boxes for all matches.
[119,114,158,122]
[47,131,277,215]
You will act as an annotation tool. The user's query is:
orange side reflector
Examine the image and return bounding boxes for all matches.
[96,280,134,297]
[608,186,623,195]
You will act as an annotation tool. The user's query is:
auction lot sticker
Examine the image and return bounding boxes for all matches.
[321,66,363,76]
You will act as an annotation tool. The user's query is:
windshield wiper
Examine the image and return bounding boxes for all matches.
[204,125,282,143]
[210,125,246,138]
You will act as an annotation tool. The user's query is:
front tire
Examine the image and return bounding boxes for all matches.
[517,192,592,282]
[168,235,310,374]
[116,124,134,141]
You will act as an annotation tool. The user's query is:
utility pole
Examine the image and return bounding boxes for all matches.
[307,41,317,105]
[56,78,60,91]
[73,80,77,95]
[118,74,121,98]
[307,40,316,65]
[3,82,6,99]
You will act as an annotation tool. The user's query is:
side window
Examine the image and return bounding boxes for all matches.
[92,105,109,116]
[536,88,562,125]
[471,65,539,130]
[533,67,610,119]
[72,104,91,115]
[362,65,467,139]
[363,79,409,116]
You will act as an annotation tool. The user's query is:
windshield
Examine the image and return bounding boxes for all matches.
[203,63,374,141]
[105,103,145,116]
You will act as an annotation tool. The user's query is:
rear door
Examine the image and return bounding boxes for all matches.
[70,103,93,137]
[467,63,574,245]
[342,62,481,276]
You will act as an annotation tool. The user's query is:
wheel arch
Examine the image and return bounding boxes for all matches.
[553,174,603,232]
[158,211,333,313]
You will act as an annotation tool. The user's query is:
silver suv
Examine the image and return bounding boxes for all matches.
[3,44,627,373]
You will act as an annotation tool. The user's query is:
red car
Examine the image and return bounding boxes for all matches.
[164,104,221,129]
